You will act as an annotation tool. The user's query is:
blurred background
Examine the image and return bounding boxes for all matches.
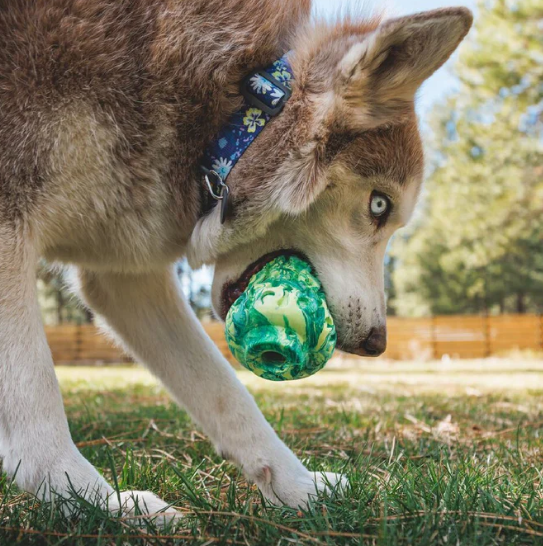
[38,0,543,363]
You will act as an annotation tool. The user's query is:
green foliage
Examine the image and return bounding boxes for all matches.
[391,0,543,316]
[37,264,91,325]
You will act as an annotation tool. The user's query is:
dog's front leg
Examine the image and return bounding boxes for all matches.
[78,267,346,508]
[0,224,112,503]
[0,224,172,521]
[0,225,178,524]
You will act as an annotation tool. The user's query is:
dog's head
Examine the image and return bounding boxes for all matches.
[189,8,472,356]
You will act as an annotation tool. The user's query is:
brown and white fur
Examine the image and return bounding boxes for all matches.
[0,0,472,523]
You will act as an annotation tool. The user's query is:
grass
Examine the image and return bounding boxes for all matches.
[1,357,543,545]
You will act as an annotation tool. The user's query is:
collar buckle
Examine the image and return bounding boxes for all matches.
[241,70,292,117]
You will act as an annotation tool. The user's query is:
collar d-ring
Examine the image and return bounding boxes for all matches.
[204,170,227,200]
[202,168,230,224]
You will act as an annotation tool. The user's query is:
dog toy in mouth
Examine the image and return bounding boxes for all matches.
[225,255,337,381]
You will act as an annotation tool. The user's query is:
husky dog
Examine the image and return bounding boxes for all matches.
[0,0,472,522]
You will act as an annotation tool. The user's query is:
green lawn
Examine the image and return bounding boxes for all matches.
[2,357,543,545]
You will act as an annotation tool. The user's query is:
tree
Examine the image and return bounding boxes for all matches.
[390,0,543,316]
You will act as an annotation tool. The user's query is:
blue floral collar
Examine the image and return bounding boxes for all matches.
[201,54,294,223]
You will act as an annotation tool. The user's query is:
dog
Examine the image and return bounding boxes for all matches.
[0,0,472,523]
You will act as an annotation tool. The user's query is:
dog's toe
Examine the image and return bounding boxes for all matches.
[109,490,181,527]
[258,464,349,509]
[312,471,349,495]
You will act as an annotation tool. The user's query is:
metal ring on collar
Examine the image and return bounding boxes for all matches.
[204,170,227,200]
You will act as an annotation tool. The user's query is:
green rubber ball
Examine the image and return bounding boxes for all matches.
[225,255,337,381]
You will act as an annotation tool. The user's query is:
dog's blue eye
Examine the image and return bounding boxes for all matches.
[370,193,390,218]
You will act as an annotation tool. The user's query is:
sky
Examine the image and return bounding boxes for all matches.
[186,0,478,294]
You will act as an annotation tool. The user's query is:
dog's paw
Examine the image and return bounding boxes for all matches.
[311,471,349,496]
[258,465,349,509]
[108,490,181,527]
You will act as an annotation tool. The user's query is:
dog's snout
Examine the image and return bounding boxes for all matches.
[363,327,387,356]
[351,326,387,357]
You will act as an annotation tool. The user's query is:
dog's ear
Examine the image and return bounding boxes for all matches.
[335,8,473,129]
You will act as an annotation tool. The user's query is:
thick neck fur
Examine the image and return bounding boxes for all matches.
[0,0,310,228]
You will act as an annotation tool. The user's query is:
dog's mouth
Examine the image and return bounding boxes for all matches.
[220,249,310,320]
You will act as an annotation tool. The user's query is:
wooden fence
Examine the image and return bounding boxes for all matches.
[44,323,232,364]
[384,314,543,360]
[45,314,543,364]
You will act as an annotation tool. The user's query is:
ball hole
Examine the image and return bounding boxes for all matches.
[261,351,287,364]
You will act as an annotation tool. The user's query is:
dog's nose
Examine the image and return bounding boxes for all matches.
[353,327,387,357]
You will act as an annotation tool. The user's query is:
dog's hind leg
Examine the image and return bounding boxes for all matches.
[0,222,178,524]
[78,266,347,509]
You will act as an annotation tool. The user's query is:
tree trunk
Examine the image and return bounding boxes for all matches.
[56,288,64,325]
[516,292,526,314]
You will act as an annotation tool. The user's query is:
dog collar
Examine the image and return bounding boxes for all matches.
[200,54,294,223]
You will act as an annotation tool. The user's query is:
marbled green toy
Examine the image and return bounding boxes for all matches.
[225,255,337,381]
